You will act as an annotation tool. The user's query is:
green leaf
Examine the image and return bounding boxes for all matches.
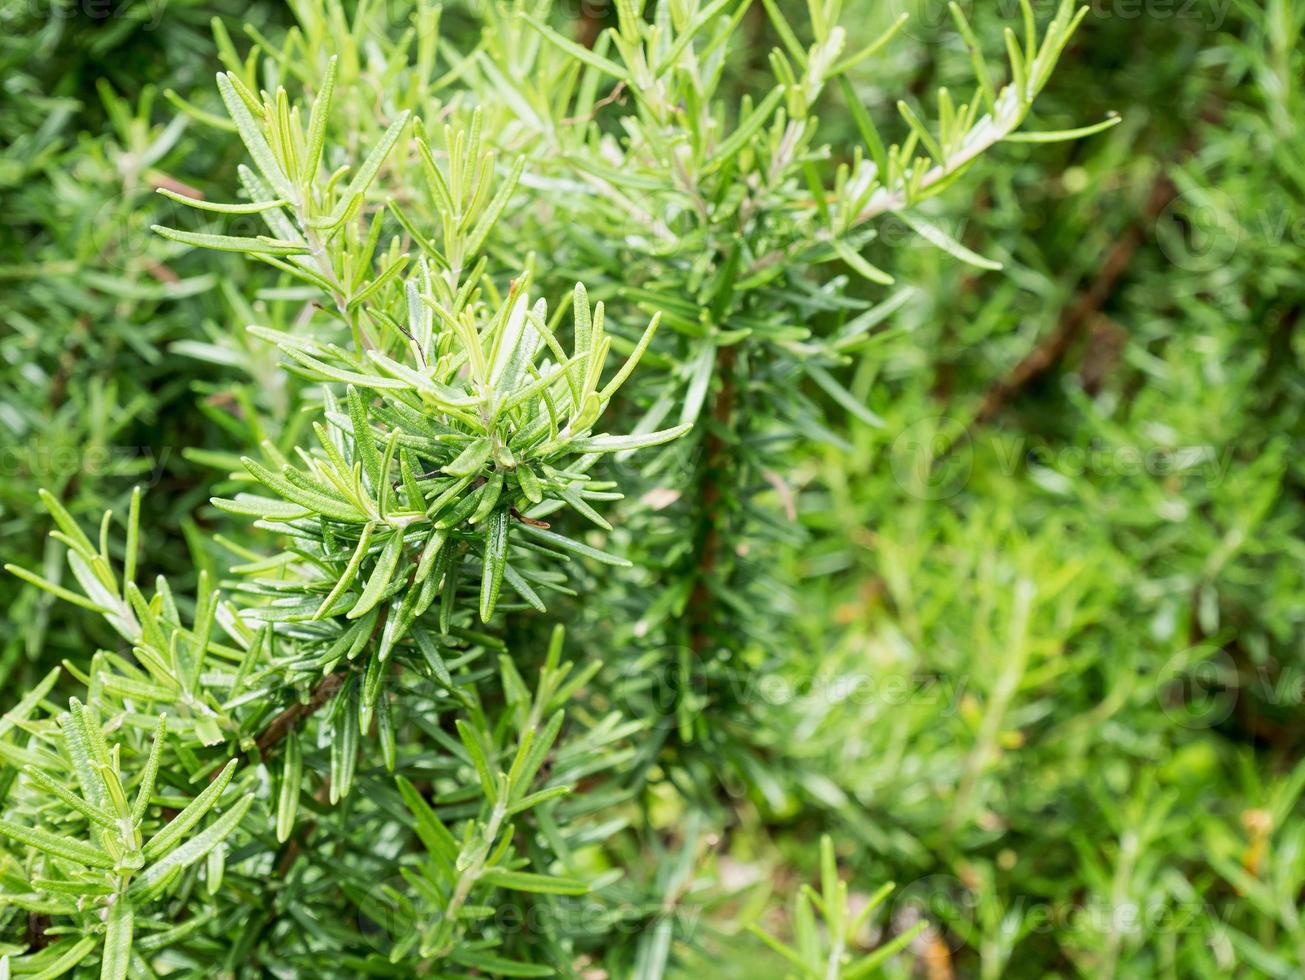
[1007,114,1122,142]
[301,55,339,183]
[330,685,359,802]
[0,818,115,869]
[21,767,116,829]
[347,386,382,490]
[142,759,237,861]
[805,364,884,429]
[521,14,630,81]
[704,86,785,175]
[571,424,692,453]
[14,936,98,980]
[833,12,909,74]
[503,563,546,613]
[61,700,108,812]
[0,667,61,741]
[455,719,497,800]
[652,0,738,77]
[155,189,288,213]
[5,564,112,614]
[949,2,997,114]
[746,923,807,970]
[508,710,564,795]
[470,473,504,525]
[466,156,527,258]
[276,732,302,844]
[314,522,376,619]
[324,110,411,226]
[281,348,408,390]
[897,100,945,167]
[517,525,632,567]
[216,72,296,201]
[480,509,510,622]
[444,437,492,477]
[134,794,254,895]
[599,312,662,401]
[100,898,134,980]
[832,239,895,285]
[506,784,571,815]
[449,951,555,977]
[123,487,141,587]
[152,225,309,256]
[478,868,588,895]
[131,716,167,824]
[346,529,403,620]
[242,457,366,521]
[844,920,930,978]
[210,494,312,520]
[36,490,93,558]
[758,0,808,67]
[396,776,458,866]
[899,212,1003,270]
[1004,27,1029,101]
[515,464,544,504]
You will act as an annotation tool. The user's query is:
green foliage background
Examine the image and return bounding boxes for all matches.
[0,0,1301,977]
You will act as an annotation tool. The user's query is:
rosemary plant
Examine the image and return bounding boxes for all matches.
[0,0,1161,975]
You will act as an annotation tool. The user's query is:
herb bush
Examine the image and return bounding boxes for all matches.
[1,0,1300,977]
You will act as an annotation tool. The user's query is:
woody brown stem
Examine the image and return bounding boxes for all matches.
[686,345,736,657]
[254,672,346,757]
[974,172,1176,425]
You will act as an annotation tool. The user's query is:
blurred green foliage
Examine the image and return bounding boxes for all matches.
[777,1,1305,976]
